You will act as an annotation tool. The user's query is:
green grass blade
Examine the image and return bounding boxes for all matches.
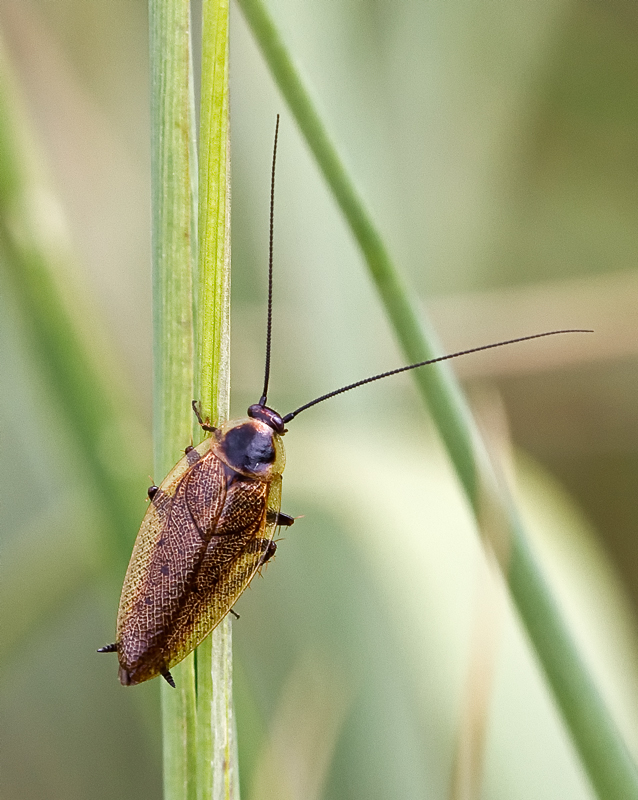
[148,0,198,797]
[196,0,235,797]
[197,0,231,426]
[235,1,638,797]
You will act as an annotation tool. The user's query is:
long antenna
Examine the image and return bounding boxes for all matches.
[281,329,592,423]
[259,114,280,407]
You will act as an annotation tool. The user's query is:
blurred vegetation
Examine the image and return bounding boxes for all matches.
[1,1,638,799]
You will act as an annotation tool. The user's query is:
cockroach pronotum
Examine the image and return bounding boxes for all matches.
[99,116,590,686]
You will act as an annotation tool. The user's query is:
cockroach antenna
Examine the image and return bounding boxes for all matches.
[259,113,280,408]
[281,329,593,424]
[253,120,593,424]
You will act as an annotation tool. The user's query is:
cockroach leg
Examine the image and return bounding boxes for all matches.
[266,510,295,527]
[148,486,170,514]
[192,400,217,432]
[97,643,118,653]
[257,539,277,566]
[229,609,240,620]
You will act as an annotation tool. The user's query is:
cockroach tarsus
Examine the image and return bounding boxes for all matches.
[99,115,592,687]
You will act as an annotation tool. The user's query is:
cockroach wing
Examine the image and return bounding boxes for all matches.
[115,436,282,685]
[163,472,282,669]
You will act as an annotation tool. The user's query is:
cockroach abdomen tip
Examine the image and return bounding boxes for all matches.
[161,668,176,688]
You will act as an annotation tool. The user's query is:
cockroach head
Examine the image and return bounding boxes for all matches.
[247,404,286,435]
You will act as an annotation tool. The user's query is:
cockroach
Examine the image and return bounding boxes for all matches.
[99,116,590,687]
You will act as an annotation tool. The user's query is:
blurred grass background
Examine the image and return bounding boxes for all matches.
[1,1,638,798]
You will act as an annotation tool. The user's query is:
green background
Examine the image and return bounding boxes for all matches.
[2,1,638,798]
